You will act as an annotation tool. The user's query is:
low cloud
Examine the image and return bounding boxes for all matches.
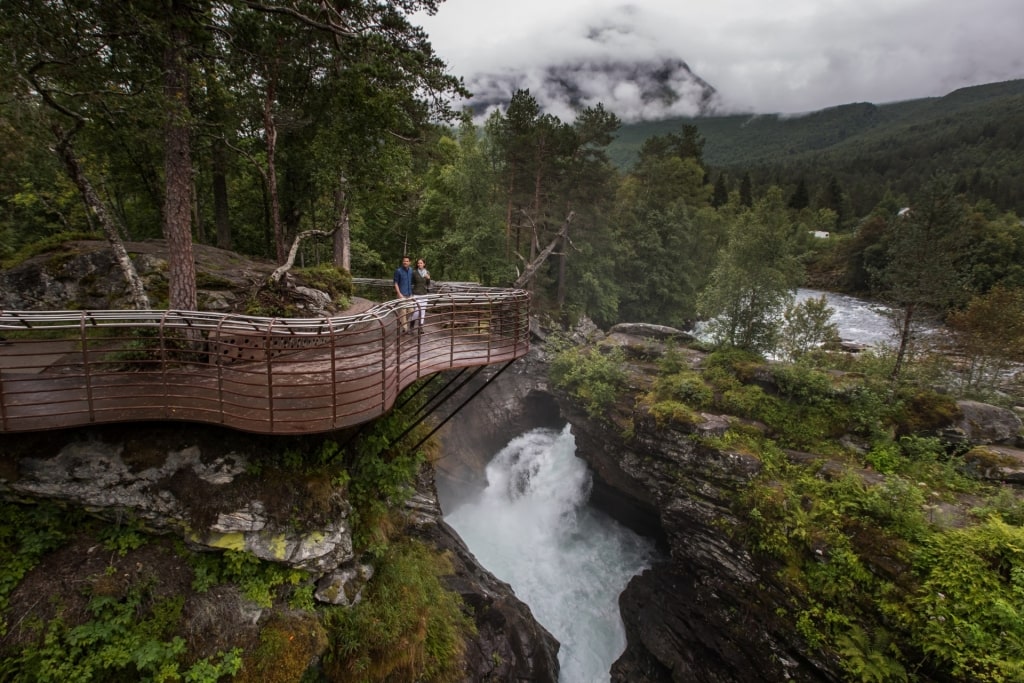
[419,0,1024,118]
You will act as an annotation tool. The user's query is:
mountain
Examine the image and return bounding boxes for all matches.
[462,56,722,123]
[607,79,1024,216]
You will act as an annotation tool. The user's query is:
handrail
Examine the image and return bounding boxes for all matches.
[0,281,530,435]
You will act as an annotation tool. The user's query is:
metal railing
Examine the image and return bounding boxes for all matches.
[0,282,530,435]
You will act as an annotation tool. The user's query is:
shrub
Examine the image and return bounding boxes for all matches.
[704,347,765,381]
[893,389,960,435]
[650,369,712,408]
[904,519,1024,682]
[235,613,327,683]
[322,540,474,683]
[779,295,840,362]
[550,345,628,419]
[648,400,701,427]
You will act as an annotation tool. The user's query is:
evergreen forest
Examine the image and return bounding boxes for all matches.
[3,1,1024,356]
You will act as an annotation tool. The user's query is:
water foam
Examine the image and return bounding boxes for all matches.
[445,424,656,682]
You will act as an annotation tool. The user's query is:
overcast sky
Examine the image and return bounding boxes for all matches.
[415,0,1024,118]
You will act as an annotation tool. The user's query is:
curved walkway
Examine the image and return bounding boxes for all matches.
[0,282,530,435]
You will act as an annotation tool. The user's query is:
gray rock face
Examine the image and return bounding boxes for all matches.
[409,464,561,683]
[949,400,1023,446]
[4,438,354,574]
[608,322,695,341]
[434,346,564,502]
[0,420,561,682]
[315,563,375,606]
[558,393,839,682]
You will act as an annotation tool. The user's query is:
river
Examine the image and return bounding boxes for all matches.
[440,289,896,682]
[795,288,895,346]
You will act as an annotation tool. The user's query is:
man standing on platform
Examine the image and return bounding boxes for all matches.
[393,255,414,332]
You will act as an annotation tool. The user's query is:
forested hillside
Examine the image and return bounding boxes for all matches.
[610,80,1024,215]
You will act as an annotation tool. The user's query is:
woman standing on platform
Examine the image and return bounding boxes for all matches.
[411,258,431,332]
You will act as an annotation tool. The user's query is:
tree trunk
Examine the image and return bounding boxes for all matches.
[271,229,335,282]
[191,175,204,244]
[891,302,915,380]
[54,129,150,310]
[505,167,516,260]
[513,212,574,289]
[212,137,231,250]
[264,75,285,263]
[332,176,351,272]
[556,220,568,306]
[162,2,197,311]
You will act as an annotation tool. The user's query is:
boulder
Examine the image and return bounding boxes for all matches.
[946,400,1022,446]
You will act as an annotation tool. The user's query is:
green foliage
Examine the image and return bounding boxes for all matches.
[99,517,150,557]
[188,549,311,609]
[779,295,840,361]
[0,503,76,637]
[2,586,242,682]
[341,395,430,556]
[836,625,909,683]
[973,486,1024,526]
[947,285,1024,396]
[903,519,1024,681]
[698,189,804,354]
[893,388,960,435]
[322,539,474,683]
[609,81,1024,217]
[863,441,903,474]
[650,369,714,409]
[0,231,103,270]
[549,345,628,419]
[703,347,765,379]
[858,476,930,540]
[647,400,702,427]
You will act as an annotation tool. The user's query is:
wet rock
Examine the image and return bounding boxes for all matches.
[408,463,561,683]
[314,562,374,606]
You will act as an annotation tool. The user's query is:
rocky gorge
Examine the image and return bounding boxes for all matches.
[3,240,1024,681]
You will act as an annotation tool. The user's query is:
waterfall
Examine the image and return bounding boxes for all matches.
[444,424,656,683]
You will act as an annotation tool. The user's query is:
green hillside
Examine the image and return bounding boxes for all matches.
[609,79,1024,215]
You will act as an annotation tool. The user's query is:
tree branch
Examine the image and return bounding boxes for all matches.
[512,211,575,289]
[270,228,337,282]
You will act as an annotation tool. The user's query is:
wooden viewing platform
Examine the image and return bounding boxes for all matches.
[0,281,530,435]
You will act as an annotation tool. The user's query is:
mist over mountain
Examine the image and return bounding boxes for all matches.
[462,56,722,123]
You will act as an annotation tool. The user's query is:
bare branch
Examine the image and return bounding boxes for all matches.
[242,1,360,37]
[270,228,337,282]
[512,211,575,289]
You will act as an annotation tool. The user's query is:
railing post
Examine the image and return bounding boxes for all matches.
[448,293,456,368]
[486,294,494,364]
[81,312,95,423]
[160,311,171,419]
[0,366,7,432]
[329,319,338,428]
[380,314,390,415]
[215,315,227,425]
[266,318,276,431]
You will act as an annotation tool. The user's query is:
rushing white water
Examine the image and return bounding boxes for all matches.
[795,288,895,346]
[444,424,656,683]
